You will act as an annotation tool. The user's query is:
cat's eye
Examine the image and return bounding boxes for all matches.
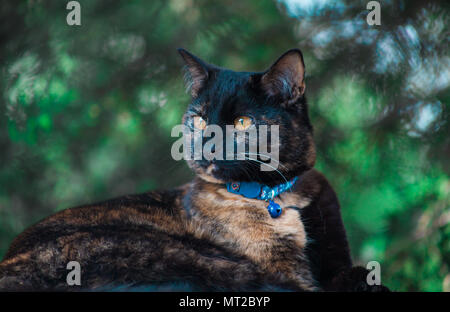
[234,116,252,131]
[193,116,207,130]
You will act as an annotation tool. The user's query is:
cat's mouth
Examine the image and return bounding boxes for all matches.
[193,160,264,184]
[196,163,227,184]
[190,159,236,184]
[192,158,300,189]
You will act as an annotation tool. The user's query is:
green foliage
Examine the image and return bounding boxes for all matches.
[0,0,448,291]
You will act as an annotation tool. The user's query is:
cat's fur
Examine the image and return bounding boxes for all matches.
[0,48,388,291]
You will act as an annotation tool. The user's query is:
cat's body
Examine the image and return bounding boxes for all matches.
[0,169,350,291]
[0,48,387,291]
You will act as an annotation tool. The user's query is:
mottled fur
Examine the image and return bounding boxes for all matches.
[0,49,388,291]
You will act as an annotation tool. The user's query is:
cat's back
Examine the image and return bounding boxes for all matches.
[2,186,189,261]
[0,183,280,291]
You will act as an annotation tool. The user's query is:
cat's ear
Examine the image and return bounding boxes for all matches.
[260,49,305,102]
[178,48,211,98]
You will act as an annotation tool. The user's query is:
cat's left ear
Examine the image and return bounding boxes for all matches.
[260,49,306,102]
[178,48,211,98]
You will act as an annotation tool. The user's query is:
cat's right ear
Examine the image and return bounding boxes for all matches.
[178,48,210,98]
[260,49,306,103]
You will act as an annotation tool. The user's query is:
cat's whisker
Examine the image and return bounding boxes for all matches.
[239,152,289,170]
[241,155,289,185]
[240,154,295,194]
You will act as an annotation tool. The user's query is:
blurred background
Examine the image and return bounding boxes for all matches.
[0,0,448,291]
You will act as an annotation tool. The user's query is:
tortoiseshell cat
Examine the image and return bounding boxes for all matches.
[0,48,387,291]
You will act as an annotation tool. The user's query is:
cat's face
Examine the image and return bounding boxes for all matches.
[178,49,316,186]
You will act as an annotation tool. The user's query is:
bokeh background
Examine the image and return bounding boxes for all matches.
[0,0,449,291]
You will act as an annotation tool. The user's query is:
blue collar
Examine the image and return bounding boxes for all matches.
[226,177,298,218]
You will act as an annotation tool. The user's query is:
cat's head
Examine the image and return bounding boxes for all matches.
[178,48,316,187]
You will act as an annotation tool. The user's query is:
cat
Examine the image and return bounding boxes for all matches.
[0,48,388,291]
